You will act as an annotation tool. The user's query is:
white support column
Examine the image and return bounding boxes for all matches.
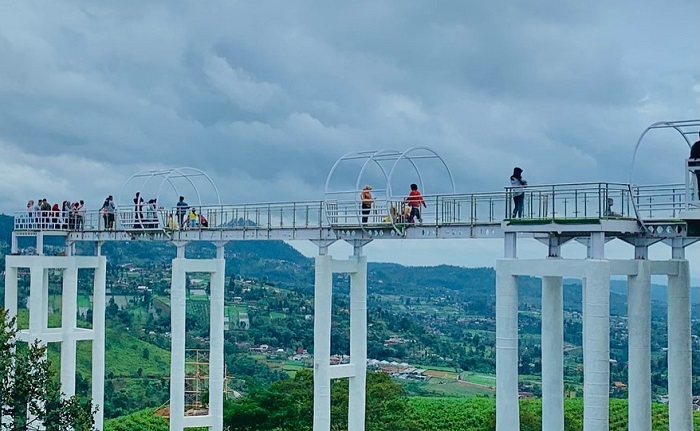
[11,232,18,254]
[541,276,563,431]
[170,256,187,431]
[348,248,368,431]
[495,259,519,431]
[60,267,79,397]
[583,259,610,431]
[36,233,44,256]
[41,268,50,336]
[92,256,107,431]
[628,256,651,431]
[4,265,18,321]
[668,257,692,431]
[2,264,18,429]
[6,256,105,430]
[27,265,47,430]
[504,232,517,259]
[313,253,333,431]
[28,266,47,346]
[208,245,226,431]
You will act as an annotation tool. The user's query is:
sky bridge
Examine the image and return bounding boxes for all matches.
[4,119,700,431]
[10,180,700,246]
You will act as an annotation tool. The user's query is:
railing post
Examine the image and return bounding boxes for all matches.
[551,185,556,219]
[505,189,510,220]
[434,196,439,226]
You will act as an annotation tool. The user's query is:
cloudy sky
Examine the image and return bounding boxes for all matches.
[1,1,699,275]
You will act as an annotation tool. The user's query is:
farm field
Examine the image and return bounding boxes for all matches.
[405,397,700,431]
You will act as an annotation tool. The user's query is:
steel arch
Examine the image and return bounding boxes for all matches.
[629,119,700,184]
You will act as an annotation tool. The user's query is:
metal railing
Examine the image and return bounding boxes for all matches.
[12,181,699,233]
[504,182,636,221]
[632,184,686,220]
[324,191,507,228]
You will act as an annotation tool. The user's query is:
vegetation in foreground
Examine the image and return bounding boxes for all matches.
[105,369,700,431]
[1,308,96,431]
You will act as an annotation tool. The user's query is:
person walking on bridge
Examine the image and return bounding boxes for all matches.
[360,185,373,224]
[405,183,426,224]
[102,195,115,230]
[176,196,188,230]
[691,132,700,200]
[510,167,527,218]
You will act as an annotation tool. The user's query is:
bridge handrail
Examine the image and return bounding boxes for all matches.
[12,181,697,233]
[503,182,637,220]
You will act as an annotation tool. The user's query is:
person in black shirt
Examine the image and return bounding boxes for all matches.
[691,132,700,200]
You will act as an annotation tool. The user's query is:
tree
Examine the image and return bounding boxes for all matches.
[0,308,96,431]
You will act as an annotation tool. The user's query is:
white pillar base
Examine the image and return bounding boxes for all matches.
[348,254,368,431]
[541,276,564,431]
[169,257,226,431]
[628,260,651,431]
[668,259,692,431]
[313,247,368,431]
[495,259,520,431]
[4,255,106,430]
[583,260,610,431]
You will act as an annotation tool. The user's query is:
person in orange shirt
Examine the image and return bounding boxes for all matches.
[405,183,426,224]
[360,185,373,223]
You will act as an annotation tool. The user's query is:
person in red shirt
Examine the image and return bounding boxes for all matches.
[405,183,426,224]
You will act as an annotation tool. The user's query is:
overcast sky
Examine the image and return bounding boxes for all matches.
[1,1,699,276]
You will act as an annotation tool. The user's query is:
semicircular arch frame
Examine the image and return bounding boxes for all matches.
[324,147,455,230]
[117,167,221,209]
[629,119,700,183]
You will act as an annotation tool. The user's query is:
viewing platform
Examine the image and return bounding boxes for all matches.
[11,181,700,247]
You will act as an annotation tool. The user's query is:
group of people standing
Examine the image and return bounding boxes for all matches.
[360,183,427,225]
[359,171,528,225]
[129,192,160,230]
[26,198,86,230]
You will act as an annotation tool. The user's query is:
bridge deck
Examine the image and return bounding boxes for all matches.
[13,182,700,242]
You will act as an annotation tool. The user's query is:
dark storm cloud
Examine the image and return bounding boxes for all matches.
[0,0,697,212]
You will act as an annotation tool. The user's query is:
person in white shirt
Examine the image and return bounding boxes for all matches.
[510,167,527,218]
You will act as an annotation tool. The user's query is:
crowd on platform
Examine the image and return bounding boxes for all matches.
[23,193,209,232]
[26,198,86,230]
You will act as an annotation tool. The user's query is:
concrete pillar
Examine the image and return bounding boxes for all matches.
[41,268,50,334]
[92,257,107,431]
[209,246,226,431]
[628,258,651,431]
[668,259,692,431]
[2,265,18,429]
[60,267,79,397]
[6,256,105,430]
[542,276,564,431]
[28,266,47,346]
[495,259,519,431]
[504,232,517,259]
[11,232,18,254]
[26,265,47,430]
[4,265,18,321]
[348,251,368,431]
[36,233,44,256]
[170,257,187,431]
[583,260,610,431]
[313,253,333,431]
